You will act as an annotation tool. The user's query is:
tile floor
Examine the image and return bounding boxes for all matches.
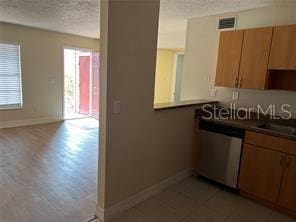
[97,176,296,222]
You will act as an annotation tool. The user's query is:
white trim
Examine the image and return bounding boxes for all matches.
[0,117,62,129]
[0,105,23,110]
[96,207,105,222]
[18,43,24,109]
[63,45,97,53]
[0,40,22,46]
[96,169,192,222]
[89,53,93,117]
[62,46,65,120]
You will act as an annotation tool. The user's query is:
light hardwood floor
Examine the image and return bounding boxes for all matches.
[0,121,98,222]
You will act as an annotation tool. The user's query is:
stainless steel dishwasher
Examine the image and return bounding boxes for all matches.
[197,121,245,189]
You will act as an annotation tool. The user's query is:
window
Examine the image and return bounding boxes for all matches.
[0,42,22,109]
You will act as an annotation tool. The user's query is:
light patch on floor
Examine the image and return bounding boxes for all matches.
[66,117,99,130]
[65,112,89,120]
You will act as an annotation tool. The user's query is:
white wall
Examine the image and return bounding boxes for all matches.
[182,5,296,114]
[0,22,99,124]
[157,31,186,49]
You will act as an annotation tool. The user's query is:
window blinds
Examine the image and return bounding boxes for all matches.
[0,42,22,109]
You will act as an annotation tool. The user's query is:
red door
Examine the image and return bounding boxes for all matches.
[92,53,100,119]
[79,56,90,115]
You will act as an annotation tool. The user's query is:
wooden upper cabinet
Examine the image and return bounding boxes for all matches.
[279,155,296,212]
[239,27,273,89]
[269,25,296,70]
[215,30,244,88]
[239,144,284,203]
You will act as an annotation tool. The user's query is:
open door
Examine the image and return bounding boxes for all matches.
[79,56,91,115]
[64,48,99,120]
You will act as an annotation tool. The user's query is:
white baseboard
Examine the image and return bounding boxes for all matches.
[0,117,63,129]
[96,169,192,222]
[96,207,105,222]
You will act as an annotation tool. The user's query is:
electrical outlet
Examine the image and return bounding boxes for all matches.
[49,78,56,84]
[207,74,212,83]
[232,91,240,101]
[210,74,215,83]
[211,88,217,97]
[113,101,121,114]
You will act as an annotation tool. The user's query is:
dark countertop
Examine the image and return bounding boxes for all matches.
[195,105,296,141]
[199,118,296,141]
[154,99,218,110]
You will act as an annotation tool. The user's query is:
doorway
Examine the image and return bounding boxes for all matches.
[63,48,100,122]
[173,54,184,102]
[170,53,184,102]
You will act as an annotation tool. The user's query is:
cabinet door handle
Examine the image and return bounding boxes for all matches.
[286,157,291,168]
[238,77,243,88]
[234,77,238,88]
[280,155,285,167]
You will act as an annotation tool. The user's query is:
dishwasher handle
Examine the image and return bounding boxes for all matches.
[199,120,245,139]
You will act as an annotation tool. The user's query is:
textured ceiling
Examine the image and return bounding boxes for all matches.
[0,0,287,39]
[0,0,100,38]
[158,0,286,33]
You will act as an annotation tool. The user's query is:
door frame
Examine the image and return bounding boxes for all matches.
[170,52,184,102]
[62,46,97,120]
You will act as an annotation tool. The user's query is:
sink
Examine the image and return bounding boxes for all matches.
[256,123,296,136]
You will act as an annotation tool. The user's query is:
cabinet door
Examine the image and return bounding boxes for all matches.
[279,155,296,212]
[239,144,284,203]
[239,27,273,89]
[215,30,243,88]
[269,25,296,70]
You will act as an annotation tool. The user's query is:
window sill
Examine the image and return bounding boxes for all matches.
[0,106,23,111]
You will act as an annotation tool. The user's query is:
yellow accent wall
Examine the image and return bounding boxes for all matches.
[154,49,174,103]
[154,49,184,104]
